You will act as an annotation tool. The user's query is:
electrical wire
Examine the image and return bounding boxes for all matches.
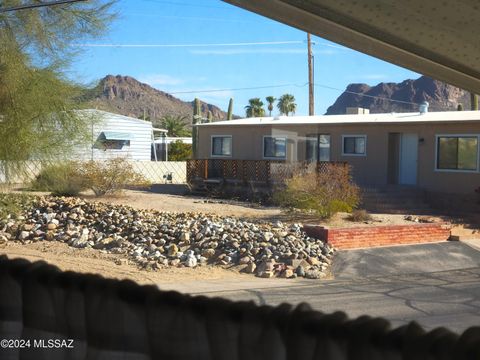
[137,0,226,10]
[169,83,307,95]
[75,41,304,48]
[0,0,86,13]
[314,83,420,107]
[167,82,421,108]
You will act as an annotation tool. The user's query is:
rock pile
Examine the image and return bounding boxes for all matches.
[0,197,335,279]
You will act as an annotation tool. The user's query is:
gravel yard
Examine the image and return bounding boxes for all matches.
[0,189,455,286]
[0,195,335,282]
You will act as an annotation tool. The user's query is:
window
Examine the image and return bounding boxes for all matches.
[94,132,132,150]
[306,134,330,162]
[263,136,286,159]
[319,134,331,161]
[342,135,366,156]
[94,139,130,150]
[436,136,478,171]
[211,136,232,156]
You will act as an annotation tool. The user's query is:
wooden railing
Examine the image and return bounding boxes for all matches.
[186,159,346,185]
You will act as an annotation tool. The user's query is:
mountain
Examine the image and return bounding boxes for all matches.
[82,75,230,123]
[325,76,471,114]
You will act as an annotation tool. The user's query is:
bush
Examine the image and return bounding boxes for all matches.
[348,209,372,222]
[81,158,150,196]
[169,141,192,161]
[0,193,35,220]
[273,163,360,219]
[30,162,86,196]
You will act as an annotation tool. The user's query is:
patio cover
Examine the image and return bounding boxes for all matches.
[222,0,480,93]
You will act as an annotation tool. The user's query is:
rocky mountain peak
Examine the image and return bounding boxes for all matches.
[84,75,229,122]
[326,76,471,114]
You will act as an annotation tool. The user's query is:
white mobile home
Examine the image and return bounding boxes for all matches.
[76,109,164,161]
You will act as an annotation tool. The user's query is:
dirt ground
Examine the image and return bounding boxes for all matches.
[84,189,282,220]
[0,240,247,286]
[83,189,435,228]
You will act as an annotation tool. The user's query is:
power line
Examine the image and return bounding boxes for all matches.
[139,0,226,10]
[0,0,86,13]
[166,81,422,108]
[314,83,420,107]
[75,40,304,48]
[169,83,307,95]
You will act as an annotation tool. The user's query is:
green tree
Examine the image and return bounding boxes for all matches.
[265,96,276,116]
[158,115,191,137]
[169,141,192,161]
[245,98,265,117]
[277,94,297,116]
[0,1,115,180]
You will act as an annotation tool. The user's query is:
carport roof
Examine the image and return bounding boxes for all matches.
[222,0,480,93]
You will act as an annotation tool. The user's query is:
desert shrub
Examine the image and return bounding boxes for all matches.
[0,193,35,219]
[273,163,360,218]
[30,162,86,196]
[81,158,150,196]
[348,209,372,222]
[169,141,192,161]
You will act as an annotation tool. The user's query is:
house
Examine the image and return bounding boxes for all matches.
[193,109,480,202]
[75,109,167,161]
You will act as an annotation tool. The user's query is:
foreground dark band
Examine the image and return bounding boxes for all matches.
[0,256,479,359]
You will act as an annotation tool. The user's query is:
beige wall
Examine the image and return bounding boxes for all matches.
[197,121,480,194]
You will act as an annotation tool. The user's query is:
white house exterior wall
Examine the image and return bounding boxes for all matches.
[75,110,153,161]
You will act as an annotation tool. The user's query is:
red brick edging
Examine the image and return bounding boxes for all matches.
[303,223,452,249]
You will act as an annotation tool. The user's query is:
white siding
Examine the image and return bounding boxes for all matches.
[75,110,153,161]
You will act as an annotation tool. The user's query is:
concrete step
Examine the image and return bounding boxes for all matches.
[359,186,433,214]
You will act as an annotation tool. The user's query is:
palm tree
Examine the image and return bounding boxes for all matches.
[277,94,297,116]
[158,115,191,137]
[245,98,265,117]
[265,96,276,116]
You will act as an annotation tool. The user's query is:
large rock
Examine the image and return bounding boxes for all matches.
[168,244,178,257]
[184,254,197,267]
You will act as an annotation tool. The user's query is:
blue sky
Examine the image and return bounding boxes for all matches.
[69,0,420,116]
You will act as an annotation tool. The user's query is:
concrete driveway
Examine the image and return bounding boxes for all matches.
[159,242,480,334]
[332,241,480,279]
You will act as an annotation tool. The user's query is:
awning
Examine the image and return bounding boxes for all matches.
[222,0,480,93]
[100,131,134,141]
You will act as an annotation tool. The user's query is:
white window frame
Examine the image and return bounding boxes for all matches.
[263,136,287,160]
[211,135,232,158]
[342,135,367,157]
[434,134,480,173]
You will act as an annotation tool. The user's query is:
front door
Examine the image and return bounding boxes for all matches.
[398,133,418,185]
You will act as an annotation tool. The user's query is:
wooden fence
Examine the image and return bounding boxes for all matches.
[186,159,346,185]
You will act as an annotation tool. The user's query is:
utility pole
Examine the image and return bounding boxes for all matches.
[307,33,314,116]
